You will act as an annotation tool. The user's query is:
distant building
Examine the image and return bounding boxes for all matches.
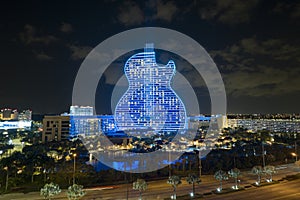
[188,115,210,130]
[106,132,132,146]
[18,110,32,121]
[42,106,114,141]
[69,115,101,137]
[68,106,101,138]
[0,108,31,130]
[227,118,300,133]
[0,108,18,120]
[0,121,31,130]
[42,116,70,142]
[70,105,93,116]
[214,115,228,129]
[188,115,227,131]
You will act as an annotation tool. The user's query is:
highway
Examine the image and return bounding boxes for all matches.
[82,163,300,200]
[205,178,300,200]
[0,164,299,200]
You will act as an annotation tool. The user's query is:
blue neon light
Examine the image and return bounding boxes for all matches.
[114,44,187,132]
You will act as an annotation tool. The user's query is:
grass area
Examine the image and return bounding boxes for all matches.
[0,181,45,195]
[284,173,300,181]
[164,193,203,200]
[202,192,213,196]
[251,180,279,187]
[212,187,245,195]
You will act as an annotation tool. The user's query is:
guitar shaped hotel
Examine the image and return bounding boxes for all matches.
[114,44,187,133]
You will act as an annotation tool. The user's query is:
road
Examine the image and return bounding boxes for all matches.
[205,178,300,200]
[83,163,300,200]
[0,164,299,200]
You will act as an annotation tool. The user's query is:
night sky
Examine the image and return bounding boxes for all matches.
[0,0,299,114]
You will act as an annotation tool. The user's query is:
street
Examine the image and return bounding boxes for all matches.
[0,164,299,200]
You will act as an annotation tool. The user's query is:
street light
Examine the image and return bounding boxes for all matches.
[73,153,77,185]
[291,152,298,162]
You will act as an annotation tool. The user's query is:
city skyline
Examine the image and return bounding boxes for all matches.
[0,0,299,114]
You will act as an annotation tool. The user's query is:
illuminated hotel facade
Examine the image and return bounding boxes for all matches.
[228,118,300,133]
[114,44,187,133]
[68,106,100,138]
[0,108,32,130]
[68,106,117,138]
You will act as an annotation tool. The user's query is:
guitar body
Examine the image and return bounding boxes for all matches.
[115,44,186,133]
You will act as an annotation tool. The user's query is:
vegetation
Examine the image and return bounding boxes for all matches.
[167,175,182,199]
[264,165,276,182]
[228,168,241,189]
[67,184,85,200]
[133,178,147,200]
[251,166,263,185]
[214,170,228,191]
[0,126,298,197]
[40,182,61,200]
[186,173,201,195]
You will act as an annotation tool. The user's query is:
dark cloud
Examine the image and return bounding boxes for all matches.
[19,24,58,45]
[0,0,299,114]
[154,0,178,22]
[210,37,300,97]
[198,0,259,25]
[235,38,300,62]
[60,22,73,33]
[117,0,178,26]
[290,2,300,18]
[222,67,300,97]
[273,1,300,19]
[34,51,53,61]
[68,44,93,60]
[117,1,144,26]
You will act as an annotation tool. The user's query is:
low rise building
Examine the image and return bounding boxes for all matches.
[42,116,70,142]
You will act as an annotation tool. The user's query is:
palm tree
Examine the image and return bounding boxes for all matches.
[132,178,147,200]
[186,173,201,196]
[264,165,276,182]
[251,166,263,185]
[67,184,86,200]
[167,175,182,200]
[228,168,240,189]
[258,130,271,168]
[214,170,228,192]
[40,182,61,200]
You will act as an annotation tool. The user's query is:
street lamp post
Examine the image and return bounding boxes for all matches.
[291,153,297,162]
[73,153,76,185]
[260,132,266,168]
[295,141,298,162]
[126,174,129,200]
[262,141,266,168]
[124,161,129,200]
[199,150,202,178]
[168,150,171,177]
[4,166,8,192]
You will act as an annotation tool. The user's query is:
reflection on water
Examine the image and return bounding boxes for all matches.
[90,151,180,172]
[91,159,176,172]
